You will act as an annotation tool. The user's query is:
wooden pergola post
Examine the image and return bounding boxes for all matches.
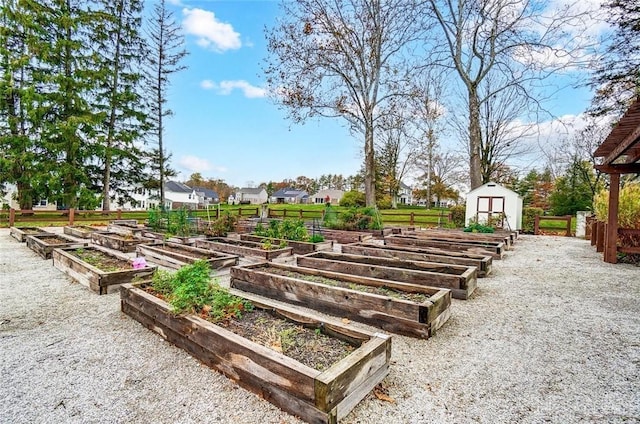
[604,173,620,263]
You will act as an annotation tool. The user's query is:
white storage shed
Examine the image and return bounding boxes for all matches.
[465,182,523,230]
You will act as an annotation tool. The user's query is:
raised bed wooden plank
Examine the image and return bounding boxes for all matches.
[26,234,89,259]
[141,229,205,245]
[195,237,293,260]
[342,243,492,277]
[120,283,390,424]
[230,262,451,339]
[90,231,153,253]
[110,219,139,227]
[106,223,144,237]
[136,242,239,270]
[314,229,373,244]
[385,234,504,259]
[9,227,52,242]
[240,234,334,255]
[53,246,156,294]
[297,252,477,300]
[63,225,101,239]
[405,229,512,249]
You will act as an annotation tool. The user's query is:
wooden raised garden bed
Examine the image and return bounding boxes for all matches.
[136,242,239,270]
[230,262,451,338]
[297,251,477,300]
[90,231,152,253]
[195,237,293,260]
[106,223,144,237]
[26,233,88,259]
[384,234,505,259]
[110,219,139,227]
[9,226,51,242]
[63,225,101,239]
[239,234,334,255]
[53,246,156,294]
[342,243,493,277]
[141,229,205,245]
[405,229,513,249]
[315,229,373,244]
[120,282,391,424]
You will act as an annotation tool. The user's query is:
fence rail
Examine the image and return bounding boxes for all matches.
[534,215,572,236]
[2,206,451,228]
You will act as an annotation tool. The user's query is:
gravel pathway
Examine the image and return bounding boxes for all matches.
[1,229,638,423]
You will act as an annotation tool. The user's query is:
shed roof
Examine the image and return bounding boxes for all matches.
[466,182,521,198]
[593,97,640,174]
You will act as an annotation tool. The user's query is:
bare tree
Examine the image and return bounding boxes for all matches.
[449,76,537,183]
[264,0,425,207]
[426,0,596,189]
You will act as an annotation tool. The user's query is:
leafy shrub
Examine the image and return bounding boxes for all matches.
[376,195,392,210]
[464,222,495,233]
[209,212,237,237]
[324,207,383,230]
[449,205,466,228]
[593,182,640,228]
[255,218,309,241]
[522,207,544,233]
[151,260,252,321]
[339,190,366,207]
[308,233,325,243]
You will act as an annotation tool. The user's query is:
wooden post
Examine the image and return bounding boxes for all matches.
[534,215,540,235]
[9,208,15,226]
[69,208,75,226]
[117,209,122,219]
[596,221,605,252]
[604,173,620,263]
[299,209,303,219]
[565,215,572,237]
[590,218,597,246]
[238,208,242,217]
[410,212,415,226]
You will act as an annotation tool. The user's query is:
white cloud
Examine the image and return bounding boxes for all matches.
[166,0,183,6]
[182,8,241,52]
[178,156,228,173]
[200,79,267,98]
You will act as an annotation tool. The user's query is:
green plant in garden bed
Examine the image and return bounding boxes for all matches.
[151,260,252,321]
[464,222,495,233]
[255,218,324,242]
[323,205,383,230]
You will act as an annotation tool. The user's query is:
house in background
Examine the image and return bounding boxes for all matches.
[164,181,198,209]
[465,181,522,230]
[1,183,57,210]
[111,186,159,211]
[271,187,309,204]
[311,189,345,205]
[231,187,268,205]
[193,187,219,207]
[396,182,413,205]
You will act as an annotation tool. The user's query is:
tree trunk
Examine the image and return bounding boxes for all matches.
[364,125,376,208]
[468,88,482,189]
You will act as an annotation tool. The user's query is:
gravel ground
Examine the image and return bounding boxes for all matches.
[1,228,639,424]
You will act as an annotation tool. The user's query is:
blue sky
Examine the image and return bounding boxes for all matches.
[157,0,604,188]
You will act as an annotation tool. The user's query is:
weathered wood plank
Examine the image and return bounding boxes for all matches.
[53,247,156,294]
[136,242,239,270]
[195,237,293,260]
[342,243,492,277]
[230,263,451,338]
[405,229,512,249]
[297,255,476,300]
[240,234,334,255]
[385,235,504,259]
[26,234,88,259]
[314,229,373,244]
[120,283,390,424]
[9,227,52,242]
[63,225,101,239]
[90,232,153,253]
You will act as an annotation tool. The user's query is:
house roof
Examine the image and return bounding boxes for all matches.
[593,97,640,174]
[399,181,412,190]
[165,181,192,193]
[238,187,265,195]
[193,187,219,198]
[272,187,308,198]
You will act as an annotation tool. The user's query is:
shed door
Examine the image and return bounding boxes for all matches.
[477,196,505,228]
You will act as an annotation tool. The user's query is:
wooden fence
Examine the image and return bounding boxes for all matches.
[3,206,450,228]
[3,207,260,227]
[589,221,640,259]
[533,215,572,236]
